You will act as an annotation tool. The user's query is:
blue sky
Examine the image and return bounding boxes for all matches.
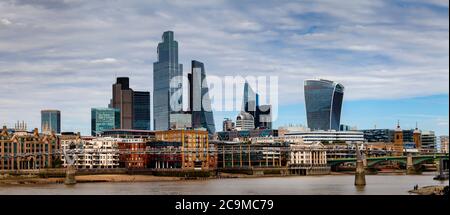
[0,0,448,136]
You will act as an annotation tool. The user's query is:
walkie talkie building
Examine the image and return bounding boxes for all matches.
[304,79,344,131]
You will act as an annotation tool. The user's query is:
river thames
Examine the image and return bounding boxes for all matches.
[0,173,447,195]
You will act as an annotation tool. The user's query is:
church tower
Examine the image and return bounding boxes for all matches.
[413,122,422,149]
[393,120,404,156]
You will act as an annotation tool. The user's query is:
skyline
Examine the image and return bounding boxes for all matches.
[0,0,448,136]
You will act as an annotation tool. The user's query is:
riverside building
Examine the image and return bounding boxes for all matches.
[60,137,119,169]
[1,125,59,170]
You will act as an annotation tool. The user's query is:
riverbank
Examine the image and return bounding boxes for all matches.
[0,174,182,185]
[408,185,447,195]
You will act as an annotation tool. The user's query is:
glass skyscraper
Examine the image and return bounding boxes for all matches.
[133,91,151,130]
[153,31,183,130]
[91,108,120,136]
[304,79,344,131]
[41,110,61,134]
[189,60,216,135]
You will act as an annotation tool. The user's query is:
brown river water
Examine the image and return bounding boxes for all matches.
[0,173,448,195]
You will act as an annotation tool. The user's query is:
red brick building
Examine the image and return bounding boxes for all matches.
[118,138,147,169]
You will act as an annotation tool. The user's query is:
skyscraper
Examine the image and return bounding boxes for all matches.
[188,60,216,135]
[41,109,61,134]
[241,81,272,129]
[133,91,151,130]
[110,77,133,129]
[256,104,272,129]
[153,31,184,130]
[242,81,259,117]
[304,79,344,131]
[91,108,120,136]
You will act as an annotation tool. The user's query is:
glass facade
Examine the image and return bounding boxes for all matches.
[304,79,344,131]
[41,110,61,134]
[133,91,151,130]
[91,108,120,136]
[189,60,216,135]
[242,81,258,116]
[153,31,183,130]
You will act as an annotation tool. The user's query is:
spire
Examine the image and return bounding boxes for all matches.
[415,121,418,130]
[397,120,400,128]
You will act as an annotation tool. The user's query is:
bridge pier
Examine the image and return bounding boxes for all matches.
[64,165,77,185]
[355,160,366,186]
[354,144,366,186]
[406,153,420,174]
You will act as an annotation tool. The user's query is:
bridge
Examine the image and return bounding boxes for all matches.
[328,154,449,168]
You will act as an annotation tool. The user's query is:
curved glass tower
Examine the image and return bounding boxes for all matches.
[304,79,344,131]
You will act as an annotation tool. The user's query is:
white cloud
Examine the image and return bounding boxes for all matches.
[0,18,11,25]
[90,58,119,64]
[0,0,448,134]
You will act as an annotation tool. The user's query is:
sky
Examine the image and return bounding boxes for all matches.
[0,0,448,136]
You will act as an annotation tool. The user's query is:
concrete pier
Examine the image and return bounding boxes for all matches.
[406,153,420,174]
[355,160,366,186]
[64,166,77,185]
[354,144,366,186]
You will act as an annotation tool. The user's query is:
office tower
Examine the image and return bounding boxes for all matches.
[188,60,216,135]
[133,91,151,130]
[421,131,437,152]
[256,104,272,129]
[242,81,259,118]
[111,77,133,129]
[91,108,120,136]
[41,110,61,134]
[236,112,255,131]
[223,118,235,131]
[153,31,184,130]
[304,79,344,131]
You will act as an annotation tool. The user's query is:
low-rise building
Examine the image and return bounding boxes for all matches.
[101,129,155,140]
[60,137,119,169]
[118,138,146,169]
[288,142,330,175]
[215,142,289,169]
[285,130,364,144]
[440,135,449,153]
[155,129,210,170]
[216,129,278,142]
[1,125,60,170]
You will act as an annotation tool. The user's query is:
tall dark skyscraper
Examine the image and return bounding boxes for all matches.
[304,79,344,131]
[153,31,184,131]
[133,91,151,130]
[188,60,215,135]
[41,109,61,134]
[110,77,133,129]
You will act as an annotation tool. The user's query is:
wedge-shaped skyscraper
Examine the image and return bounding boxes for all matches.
[189,60,215,135]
